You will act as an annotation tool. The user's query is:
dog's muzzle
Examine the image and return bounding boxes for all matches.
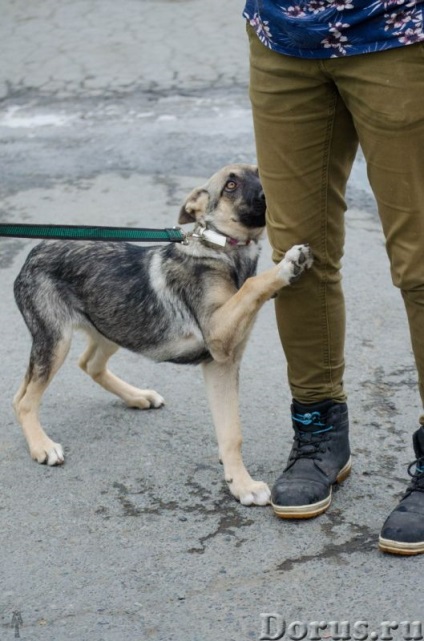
[240,190,267,228]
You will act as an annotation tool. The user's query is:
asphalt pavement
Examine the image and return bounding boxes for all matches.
[0,1,423,640]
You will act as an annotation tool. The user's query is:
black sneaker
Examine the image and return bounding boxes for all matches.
[379,426,424,555]
[271,399,352,519]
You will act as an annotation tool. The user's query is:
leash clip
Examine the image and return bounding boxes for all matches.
[172,226,189,245]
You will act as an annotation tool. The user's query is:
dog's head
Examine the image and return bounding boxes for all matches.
[178,164,266,242]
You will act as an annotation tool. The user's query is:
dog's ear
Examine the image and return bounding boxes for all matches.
[178,188,209,224]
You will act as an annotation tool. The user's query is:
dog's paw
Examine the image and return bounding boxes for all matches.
[230,479,271,506]
[278,244,313,285]
[30,440,64,466]
[125,389,165,409]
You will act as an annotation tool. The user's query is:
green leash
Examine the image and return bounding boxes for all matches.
[0,223,186,243]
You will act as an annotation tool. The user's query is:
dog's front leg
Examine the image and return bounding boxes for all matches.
[202,359,270,506]
[206,244,312,363]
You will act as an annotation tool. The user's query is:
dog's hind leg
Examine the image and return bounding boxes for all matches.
[79,332,164,409]
[202,359,270,506]
[14,332,71,465]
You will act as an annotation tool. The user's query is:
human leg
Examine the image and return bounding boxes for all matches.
[247,28,357,517]
[331,43,424,553]
[248,26,358,404]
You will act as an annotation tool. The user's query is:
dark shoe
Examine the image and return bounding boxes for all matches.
[379,426,424,555]
[271,399,351,518]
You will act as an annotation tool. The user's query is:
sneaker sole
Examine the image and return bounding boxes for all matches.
[378,536,424,556]
[271,457,352,519]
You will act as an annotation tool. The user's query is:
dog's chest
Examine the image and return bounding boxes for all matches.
[144,325,209,365]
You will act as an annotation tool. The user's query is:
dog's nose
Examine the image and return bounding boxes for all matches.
[257,189,266,207]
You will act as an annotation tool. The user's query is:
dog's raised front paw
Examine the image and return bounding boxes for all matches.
[278,244,313,285]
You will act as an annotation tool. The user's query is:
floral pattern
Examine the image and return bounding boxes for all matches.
[244,0,424,57]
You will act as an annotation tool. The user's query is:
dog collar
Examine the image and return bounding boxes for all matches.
[191,226,251,249]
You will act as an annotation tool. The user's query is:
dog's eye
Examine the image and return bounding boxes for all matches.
[224,180,238,192]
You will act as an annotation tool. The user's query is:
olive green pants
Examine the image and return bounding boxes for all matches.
[247,27,424,406]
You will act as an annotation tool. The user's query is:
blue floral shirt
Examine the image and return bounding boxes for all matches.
[243,0,424,57]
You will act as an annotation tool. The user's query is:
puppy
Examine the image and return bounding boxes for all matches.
[13,164,312,505]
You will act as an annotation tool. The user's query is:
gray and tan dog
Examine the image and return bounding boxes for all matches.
[13,164,312,506]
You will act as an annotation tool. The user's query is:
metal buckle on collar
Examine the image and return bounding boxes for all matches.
[191,227,227,248]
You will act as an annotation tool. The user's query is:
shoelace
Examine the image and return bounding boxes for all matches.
[405,458,424,495]
[292,411,325,427]
[289,412,334,463]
